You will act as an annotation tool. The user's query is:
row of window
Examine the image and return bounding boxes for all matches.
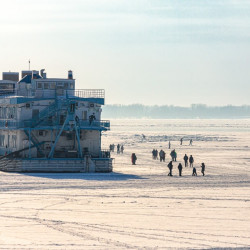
[0,135,17,148]
[37,82,74,90]
[0,107,16,119]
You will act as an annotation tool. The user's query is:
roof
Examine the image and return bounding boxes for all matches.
[18,74,42,84]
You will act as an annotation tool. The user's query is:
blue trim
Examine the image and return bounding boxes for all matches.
[21,158,85,161]
[2,97,105,105]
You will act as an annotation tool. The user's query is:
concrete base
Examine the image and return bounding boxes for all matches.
[0,158,113,173]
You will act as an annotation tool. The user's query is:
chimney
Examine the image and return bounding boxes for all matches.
[68,70,73,79]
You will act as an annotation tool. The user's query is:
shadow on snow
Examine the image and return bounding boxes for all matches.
[20,172,147,181]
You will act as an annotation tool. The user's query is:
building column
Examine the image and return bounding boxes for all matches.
[29,128,31,158]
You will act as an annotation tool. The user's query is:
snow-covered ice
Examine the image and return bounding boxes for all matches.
[0,119,250,249]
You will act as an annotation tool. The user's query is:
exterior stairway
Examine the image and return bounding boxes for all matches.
[24,130,45,157]
[31,101,57,127]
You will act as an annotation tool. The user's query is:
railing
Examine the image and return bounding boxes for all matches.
[78,120,110,130]
[0,88,105,99]
[0,119,110,130]
[0,89,16,97]
[72,89,105,99]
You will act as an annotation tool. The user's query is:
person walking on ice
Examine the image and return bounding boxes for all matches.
[201,163,205,176]
[131,153,137,165]
[178,163,183,176]
[192,167,197,176]
[121,145,124,154]
[167,161,173,176]
[189,155,194,167]
[180,138,183,145]
[189,139,193,145]
[183,154,188,167]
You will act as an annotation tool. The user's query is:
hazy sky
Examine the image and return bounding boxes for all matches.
[1,0,250,106]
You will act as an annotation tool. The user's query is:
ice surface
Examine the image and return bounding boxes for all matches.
[0,119,250,249]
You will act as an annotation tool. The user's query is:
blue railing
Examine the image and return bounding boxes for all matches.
[0,119,110,130]
[0,89,105,99]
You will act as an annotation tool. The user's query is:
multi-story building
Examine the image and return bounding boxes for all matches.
[0,69,112,172]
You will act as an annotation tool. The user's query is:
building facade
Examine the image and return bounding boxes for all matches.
[0,69,112,172]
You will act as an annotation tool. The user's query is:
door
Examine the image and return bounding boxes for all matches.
[82,111,87,120]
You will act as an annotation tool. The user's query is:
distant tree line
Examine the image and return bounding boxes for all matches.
[102,104,250,119]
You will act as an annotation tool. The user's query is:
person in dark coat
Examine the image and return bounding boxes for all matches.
[178,163,183,176]
[159,150,163,162]
[131,153,137,165]
[192,167,197,176]
[189,155,194,167]
[183,154,188,167]
[162,150,166,162]
[155,149,158,160]
[170,149,176,161]
[180,138,183,145]
[167,161,173,176]
[173,150,177,162]
[201,163,205,176]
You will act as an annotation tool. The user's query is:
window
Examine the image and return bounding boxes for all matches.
[37,82,43,89]
[12,135,17,148]
[64,83,68,89]
[66,133,73,140]
[39,130,45,136]
[0,135,5,147]
[70,83,74,89]
[44,82,49,89]
[50,82,56,89]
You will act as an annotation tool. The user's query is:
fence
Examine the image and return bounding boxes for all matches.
[0,88,105,99]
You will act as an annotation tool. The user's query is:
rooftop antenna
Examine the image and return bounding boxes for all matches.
[28,59,30,70]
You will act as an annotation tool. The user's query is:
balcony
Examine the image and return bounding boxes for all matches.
[0,119,110,131]
[0,88,105,99]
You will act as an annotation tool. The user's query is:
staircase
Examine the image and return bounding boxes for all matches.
[31,102,57,127]
[24,130,45,157]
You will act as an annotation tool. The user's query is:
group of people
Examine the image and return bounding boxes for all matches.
[132,148,206,176]
[180,138,193,146]
[183,154,194,167]
[168,138,193,149]
[109,144,124,154]
[152,149,166,162]
[167,160,205,177]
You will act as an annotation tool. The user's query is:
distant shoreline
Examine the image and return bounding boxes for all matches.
[102,104,250,119]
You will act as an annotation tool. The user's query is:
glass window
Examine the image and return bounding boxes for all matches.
[64,83,68,89]
[70,83,74,89]
[50,82,56,89]
[12,135,16,148]
[37,82,43,89]
[0,135,5,147]
[44,82,49,89]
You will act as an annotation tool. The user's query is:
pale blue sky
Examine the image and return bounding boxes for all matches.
[1,0,250,106]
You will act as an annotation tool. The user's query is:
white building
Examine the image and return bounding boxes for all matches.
[0,69,112,172]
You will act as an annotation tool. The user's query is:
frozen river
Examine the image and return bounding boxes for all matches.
[0,119,250,249]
